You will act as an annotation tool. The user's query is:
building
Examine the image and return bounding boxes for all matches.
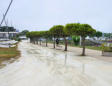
[19,35,27,40]
[0,32,19,40]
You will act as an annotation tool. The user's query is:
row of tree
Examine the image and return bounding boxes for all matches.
[27,23,99,56]
[104,33,112,39]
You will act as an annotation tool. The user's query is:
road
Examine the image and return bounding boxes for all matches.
[0,41,112,86]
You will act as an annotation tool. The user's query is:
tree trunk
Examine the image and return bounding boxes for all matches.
[82,36,86,56]
[53,36,55,48]
[30,38,32,43]
[31,38,33,43]
[40,39,41,45]
[33,38,35,44]
[30,38,31,43]
[36,39,38,45]
[46,39,48,47]
[64,37,67,51]
[34,38,36,44]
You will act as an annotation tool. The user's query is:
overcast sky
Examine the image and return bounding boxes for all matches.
[0,0,112,32]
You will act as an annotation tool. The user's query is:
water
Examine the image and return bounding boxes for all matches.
[0,41,112,86]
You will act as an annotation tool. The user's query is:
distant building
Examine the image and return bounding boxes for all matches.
[19,35,27,40]
[0,32,19,40]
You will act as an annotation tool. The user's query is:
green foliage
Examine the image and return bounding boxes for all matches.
[95,31,102,38]
[102,43,112,52]
[104,33,112,38]
[26,31,41,38]
[75,24,96,37]
[72,36,80,45]
[41,31,49,37]
[11,34,21,41]
[19,30,29,36]
[65,23,96,55]
[26,31,50,39]
[49,25,64,37]
[65,23,96,37]
[64,23,80,35]
[14,37,21,41]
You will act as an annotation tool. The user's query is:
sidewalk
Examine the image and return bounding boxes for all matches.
[41,43,112,62]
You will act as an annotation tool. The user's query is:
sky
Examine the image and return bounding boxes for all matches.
[0,0,112,32]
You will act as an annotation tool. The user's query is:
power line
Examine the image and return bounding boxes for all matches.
[0,0,13,27]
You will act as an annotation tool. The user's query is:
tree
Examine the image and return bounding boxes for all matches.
[49,25,69,51]
[26,31,50,45]
[95,31,102,40]
[64,23,80,50]
[26,31,41,44]
[49,25,64,48]
[26,31,35,43]
[64,23,79,35]
[65,23,96,56]
[20,30,29,36]
[42,31,50,47]
[75,24,96,56]
[104,33,112,40]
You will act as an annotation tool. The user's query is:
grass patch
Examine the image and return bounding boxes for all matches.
[0,46,20,58]
[0,44,20,67]
[84,46,102,51]
[69,45,102,51]
[60,41,102,51]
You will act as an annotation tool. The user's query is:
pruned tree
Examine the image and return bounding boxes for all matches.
[65,23,96,56]
[75,24,96,56]
[42,31,50,47]
[26,31,41,44]
[20,30,29,36]
[95,31,102,40]
[49,25,64,48]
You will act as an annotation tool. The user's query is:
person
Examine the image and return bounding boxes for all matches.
[56,38,59,46]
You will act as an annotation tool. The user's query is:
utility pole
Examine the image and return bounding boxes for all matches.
[0,0,13,27]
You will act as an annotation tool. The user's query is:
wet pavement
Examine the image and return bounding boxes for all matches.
[0,41,112,86]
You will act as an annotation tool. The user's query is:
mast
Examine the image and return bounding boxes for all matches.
[0,0,13,27]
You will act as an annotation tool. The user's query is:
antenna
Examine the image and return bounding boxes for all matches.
[0,0,13,27]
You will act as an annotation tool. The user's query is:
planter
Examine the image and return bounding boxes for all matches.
[102,51,112,57]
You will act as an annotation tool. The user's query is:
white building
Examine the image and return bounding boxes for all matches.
[0,32,19,40]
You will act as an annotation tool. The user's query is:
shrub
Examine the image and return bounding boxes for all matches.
[72,35,80,45]
[102,43,112,52]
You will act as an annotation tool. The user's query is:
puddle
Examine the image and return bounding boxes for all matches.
[0,41,112,86]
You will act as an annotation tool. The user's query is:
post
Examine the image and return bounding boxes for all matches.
[82,36,86,56]
[46,39,48,47]
[64,37,67,51]
[53,36,55,48]
[80,36,82,46]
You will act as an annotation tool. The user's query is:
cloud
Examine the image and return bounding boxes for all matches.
[0,0,112,32]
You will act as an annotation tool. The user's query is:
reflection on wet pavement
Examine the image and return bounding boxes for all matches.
[0,41,112,86]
